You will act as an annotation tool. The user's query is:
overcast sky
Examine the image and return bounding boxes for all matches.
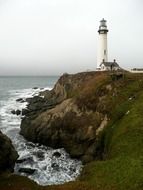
[0,0,142,76]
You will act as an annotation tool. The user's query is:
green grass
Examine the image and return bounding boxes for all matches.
[80,74,143,190]
[81,157,143,190]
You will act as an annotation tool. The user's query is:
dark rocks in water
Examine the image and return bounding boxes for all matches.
[24,96,57,115]
[70,167,76,173]
[26,97,32,103]
[22,108,29,116]
[26,97,42,105]
[16,157,33,164]
[19,168,36,174]
[25,157,34,163]
[15,110,21,115]
[39,90,51,99]
[52,152,61,158]
[16,98,25,103]
[33,87,38,89]
[16,159,27,164]
[33,151,45,160]
[51,163,60,171]
[25,96,48,112]
[11,110,16,114]
[11,109,21,115]
[0,131,18,173]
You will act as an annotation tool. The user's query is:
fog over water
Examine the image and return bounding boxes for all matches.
[0,0,142,76]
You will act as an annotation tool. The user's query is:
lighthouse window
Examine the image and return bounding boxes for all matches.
[104,50,106,55]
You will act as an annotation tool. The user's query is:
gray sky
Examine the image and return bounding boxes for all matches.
[0,0,142,76]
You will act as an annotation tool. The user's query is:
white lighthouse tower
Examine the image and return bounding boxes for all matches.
[97,18,109,69]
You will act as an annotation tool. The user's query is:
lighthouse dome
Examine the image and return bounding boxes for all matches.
[100,18,107,27]
[98,18,108,33]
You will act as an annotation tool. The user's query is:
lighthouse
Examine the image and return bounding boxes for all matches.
[97,18,109,69]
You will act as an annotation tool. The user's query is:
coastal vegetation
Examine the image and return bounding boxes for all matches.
[1,71,143,190]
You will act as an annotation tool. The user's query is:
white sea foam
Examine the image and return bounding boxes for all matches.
[0,87,82,186]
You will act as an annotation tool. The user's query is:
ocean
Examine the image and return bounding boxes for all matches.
[0,76,82,186]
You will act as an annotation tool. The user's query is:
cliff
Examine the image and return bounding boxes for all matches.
[17,71,143,190]
[20,72,112,163]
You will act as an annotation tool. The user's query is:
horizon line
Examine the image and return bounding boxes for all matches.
[0,75,60,77]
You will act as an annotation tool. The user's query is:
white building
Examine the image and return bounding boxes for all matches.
[97,19,120,71]
[130,68,143,73]
[100,59,120,71]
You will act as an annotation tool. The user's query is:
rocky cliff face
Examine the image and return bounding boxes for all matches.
[20,71,121,163]
[0,131,18,173]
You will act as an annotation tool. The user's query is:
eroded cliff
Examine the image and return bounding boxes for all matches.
[20,71,127,163]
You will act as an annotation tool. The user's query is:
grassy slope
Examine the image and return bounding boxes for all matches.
[1,72,143,190]
[81,73,143,190]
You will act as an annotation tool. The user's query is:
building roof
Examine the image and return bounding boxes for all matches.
[131,68,143,71]
[100,62,119,67]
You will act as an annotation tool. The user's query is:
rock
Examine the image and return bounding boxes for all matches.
[51,163,59,171]
[16,157,33,164]
[15,110,21,115]
[19,168,36,174]
[25,157,34,163]
[26,97,33,103]
[16,98,25,103]
[33,151,45,160]
[33,87,38,89]
[11,109,21,115]
[25,96,49,112]
[20,99,99,162]
[39,90,50,98]
[22,109,29,116]
[0,131,18,173]
[16,158,27,164]
[20,72,109,163]
[52,152,61,158]
[11,110,16,114]
[70,167,76,173]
